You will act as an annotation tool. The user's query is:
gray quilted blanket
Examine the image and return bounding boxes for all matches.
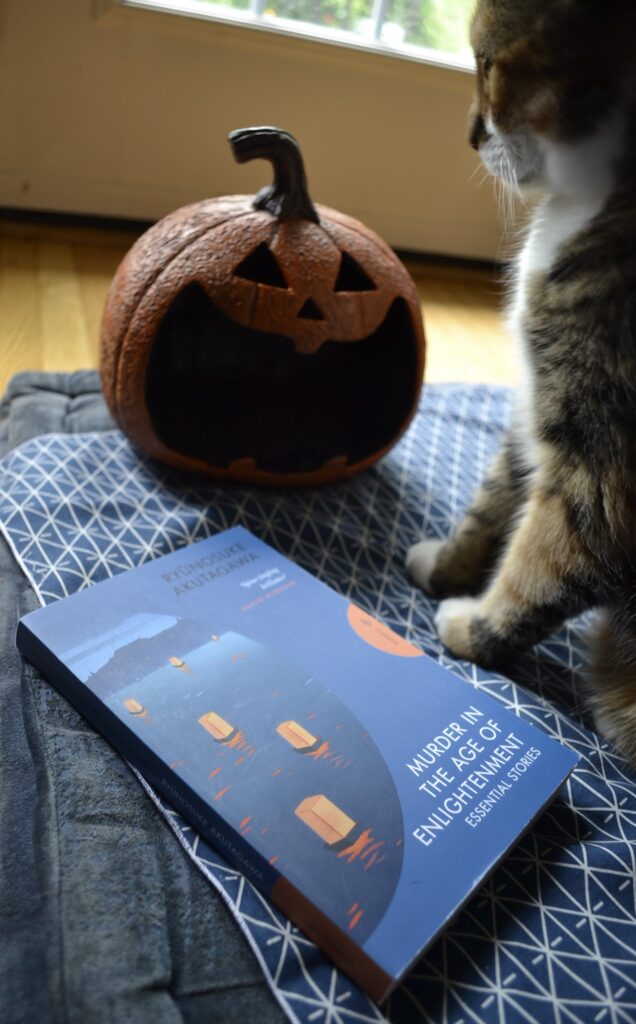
[0,372,286,1024]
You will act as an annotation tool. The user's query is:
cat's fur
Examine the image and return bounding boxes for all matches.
[407,0,636,767]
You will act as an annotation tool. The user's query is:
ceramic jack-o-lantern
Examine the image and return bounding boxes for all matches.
[100,127,426,485]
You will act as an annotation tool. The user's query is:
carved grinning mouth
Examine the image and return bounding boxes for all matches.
[145,282,419,474]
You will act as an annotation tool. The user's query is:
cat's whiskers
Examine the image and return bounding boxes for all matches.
[468,161,488,185]
[471,167,491,192]
[496,148,520,229]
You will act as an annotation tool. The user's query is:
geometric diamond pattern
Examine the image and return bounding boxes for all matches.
[1,384,635,1024]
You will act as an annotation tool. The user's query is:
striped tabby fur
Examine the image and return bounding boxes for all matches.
[407,0,636,768]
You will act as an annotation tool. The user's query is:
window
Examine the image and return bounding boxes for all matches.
[4,0,500,258]
[129,0,474,66]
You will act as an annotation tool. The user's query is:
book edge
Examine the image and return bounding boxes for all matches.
[381,749,580,999]
[16,618,395,1003]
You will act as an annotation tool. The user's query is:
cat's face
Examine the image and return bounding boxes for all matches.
[468,0,633,195]
[468,0,546,190]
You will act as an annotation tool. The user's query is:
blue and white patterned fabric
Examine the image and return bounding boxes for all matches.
[1,384,635,1024]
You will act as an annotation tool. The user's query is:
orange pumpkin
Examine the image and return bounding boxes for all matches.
[100,127,425,485]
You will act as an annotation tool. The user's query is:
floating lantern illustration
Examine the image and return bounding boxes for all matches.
[198,711,241,745]
[295,794,356,846]
[169,655,192,673]
[198,711,255,755]
[123,698,148,719]
[295,794,384,864]
[277,720,335,761]
[277,720,321,752]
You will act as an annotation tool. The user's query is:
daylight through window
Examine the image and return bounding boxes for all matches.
[128,0,474,65]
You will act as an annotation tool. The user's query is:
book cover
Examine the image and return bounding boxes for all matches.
[17,526,579,1000]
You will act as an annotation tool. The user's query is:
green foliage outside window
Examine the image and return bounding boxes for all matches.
[269,0,374,35]
[394,0,473,53]
[199,0,474,56]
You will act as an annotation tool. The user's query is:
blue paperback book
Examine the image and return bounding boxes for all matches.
[17,526,579,1000]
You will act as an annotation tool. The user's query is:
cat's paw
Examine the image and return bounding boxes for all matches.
[591,705,636,772]
[434,596,480,660]
[406,539,446,593]
[592,707,619,745]
[591,700,636,751]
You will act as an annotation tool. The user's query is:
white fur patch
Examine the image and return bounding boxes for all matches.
[544,111,625,200]
[591,708,618,746]
[406,539,445,592]
[435,596,480,645]
[504,110,625,475]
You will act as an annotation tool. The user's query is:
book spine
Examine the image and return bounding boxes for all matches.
[17,621,279,896]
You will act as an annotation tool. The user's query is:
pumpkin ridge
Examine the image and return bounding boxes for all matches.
[235,222,281,324]
[112,207,255,411]
[269,217,342,294]
[319,210,400,266]
[118,203,252,334]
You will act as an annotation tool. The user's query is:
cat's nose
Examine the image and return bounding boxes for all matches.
[469,113,488,150]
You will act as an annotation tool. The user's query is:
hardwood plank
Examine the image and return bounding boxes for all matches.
[403,257,515,386]
[0,237,42,387]
[0,217,144,250]
[73,243,128,356]
[36,241,95,372]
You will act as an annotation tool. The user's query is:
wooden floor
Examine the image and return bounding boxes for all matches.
[0,216,516,398]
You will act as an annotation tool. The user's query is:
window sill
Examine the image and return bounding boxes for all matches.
[98,0,474,78]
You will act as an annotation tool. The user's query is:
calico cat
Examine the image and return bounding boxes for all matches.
[407,0,636,767]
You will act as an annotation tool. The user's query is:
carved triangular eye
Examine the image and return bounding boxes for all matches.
[234,243,288,287]
[297,299,324,321]
[334,252,376,292]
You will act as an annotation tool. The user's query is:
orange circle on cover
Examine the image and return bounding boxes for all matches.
[347,604,423,657]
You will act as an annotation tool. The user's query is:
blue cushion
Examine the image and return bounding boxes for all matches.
[2,383,634,1024]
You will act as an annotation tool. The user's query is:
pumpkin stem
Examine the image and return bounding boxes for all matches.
[228,126,320,224]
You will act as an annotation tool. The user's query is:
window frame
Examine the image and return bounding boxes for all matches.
[105,0,475,74]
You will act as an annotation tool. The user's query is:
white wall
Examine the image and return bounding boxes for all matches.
[0,0,503,258]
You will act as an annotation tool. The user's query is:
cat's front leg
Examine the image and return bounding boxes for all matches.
[407,437,528,598]
[434,484,599,666]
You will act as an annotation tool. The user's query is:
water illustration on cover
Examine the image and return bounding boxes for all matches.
[63,614,405,940]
